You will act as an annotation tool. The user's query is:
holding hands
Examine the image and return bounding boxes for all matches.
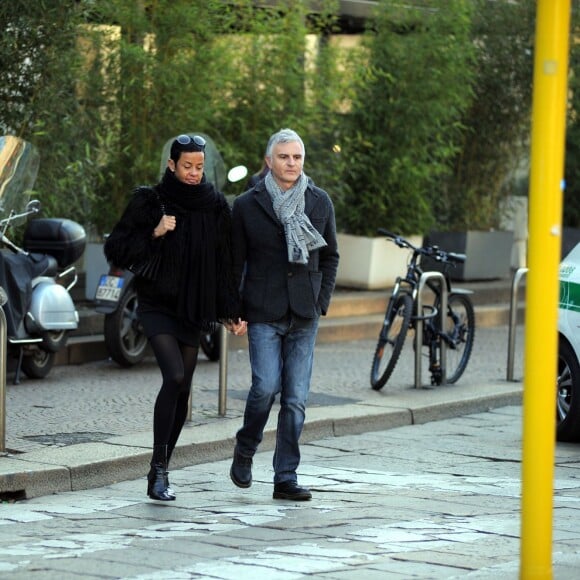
[225,318,247,336]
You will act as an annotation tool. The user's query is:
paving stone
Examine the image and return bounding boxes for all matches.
[1,406,578,578]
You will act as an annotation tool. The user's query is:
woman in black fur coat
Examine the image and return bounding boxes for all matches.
[105,134,245,501]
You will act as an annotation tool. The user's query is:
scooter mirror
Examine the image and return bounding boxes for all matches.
[26,199,41,214]
[227,165,248,184]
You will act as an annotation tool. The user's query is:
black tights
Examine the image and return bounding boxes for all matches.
[149,333,199,455]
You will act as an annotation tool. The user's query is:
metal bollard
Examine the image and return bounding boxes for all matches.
[0,285,8,453]
[218,325,228,416]
[187,325,229,421]
[507,267,528,381]
[415,272,447,388]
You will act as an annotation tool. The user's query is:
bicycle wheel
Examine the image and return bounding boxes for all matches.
[370,292,413,390]
[442,293,475,384]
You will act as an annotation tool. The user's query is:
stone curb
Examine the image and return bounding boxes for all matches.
[0,381,522,500]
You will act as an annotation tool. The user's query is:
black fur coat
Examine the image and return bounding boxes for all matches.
[104,178,239,327]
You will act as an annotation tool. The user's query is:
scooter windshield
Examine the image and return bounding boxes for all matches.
[0,135,40,220]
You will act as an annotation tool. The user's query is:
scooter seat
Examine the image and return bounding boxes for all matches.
[42,255,59,277]
[28,253,58,277]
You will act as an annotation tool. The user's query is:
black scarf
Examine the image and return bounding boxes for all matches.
[157,168,220,330]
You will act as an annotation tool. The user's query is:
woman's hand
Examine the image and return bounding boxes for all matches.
[225,318,247,336]
[152,215,176,238]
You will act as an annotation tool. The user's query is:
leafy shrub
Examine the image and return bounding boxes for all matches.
[336,0,475,236]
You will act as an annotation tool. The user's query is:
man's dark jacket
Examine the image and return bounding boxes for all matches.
[231,179,339,323]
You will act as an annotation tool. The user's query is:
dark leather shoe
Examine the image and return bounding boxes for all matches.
[273,481,312,501]
[230,448,252,488]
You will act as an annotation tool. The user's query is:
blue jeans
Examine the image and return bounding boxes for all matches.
[236,314,319,484]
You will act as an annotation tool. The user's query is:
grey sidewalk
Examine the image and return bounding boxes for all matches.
[1,405,579,579]
[0,325,525,499]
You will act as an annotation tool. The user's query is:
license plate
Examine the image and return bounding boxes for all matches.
[95,275,124,302]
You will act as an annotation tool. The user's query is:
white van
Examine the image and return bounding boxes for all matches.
[557,242,580,441]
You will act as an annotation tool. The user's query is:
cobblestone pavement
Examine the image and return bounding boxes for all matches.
[1,405,578,579]
[4,326,525,454]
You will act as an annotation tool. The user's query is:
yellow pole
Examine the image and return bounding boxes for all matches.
[521,1,570,578]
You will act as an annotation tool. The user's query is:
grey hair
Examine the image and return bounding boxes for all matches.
[265,128,305,161]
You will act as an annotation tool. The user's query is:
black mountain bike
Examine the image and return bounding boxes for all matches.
[370,229,475,390]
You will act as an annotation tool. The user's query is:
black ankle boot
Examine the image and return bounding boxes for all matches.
[146,466,175,499]
[147,445,175,501]
[164,469,176,499]
[165,446,176,499]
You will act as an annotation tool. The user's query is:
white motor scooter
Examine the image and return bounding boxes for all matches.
[0,135,86,383]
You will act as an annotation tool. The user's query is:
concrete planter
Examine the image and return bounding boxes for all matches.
[563,228,580,260]
[82,242,109,301]
[422,230,515,281]
[500,195,528,269]
[336,232,423,290]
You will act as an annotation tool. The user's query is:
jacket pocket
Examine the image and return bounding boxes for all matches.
[310,270,323,305]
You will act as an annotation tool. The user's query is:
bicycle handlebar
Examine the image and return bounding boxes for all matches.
[446,251,466,264]
[377,228,466,265]
[377,228,411,249]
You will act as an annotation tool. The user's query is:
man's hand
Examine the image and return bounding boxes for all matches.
[224,318,247,336]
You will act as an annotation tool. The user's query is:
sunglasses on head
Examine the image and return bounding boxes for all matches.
[175,134,206,150]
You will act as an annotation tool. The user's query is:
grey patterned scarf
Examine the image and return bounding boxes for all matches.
[265,171,327,264]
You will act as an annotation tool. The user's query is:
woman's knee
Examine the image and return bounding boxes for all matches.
[162,370,186,390]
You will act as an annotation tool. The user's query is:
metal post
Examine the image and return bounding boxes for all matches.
[521,2,569,576]
[414,272,447,388]
[218,325,228,416]
[187,326,229,422]
[0,286,8,453]
[507,267,528,381]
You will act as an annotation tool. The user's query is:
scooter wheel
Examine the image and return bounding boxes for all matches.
[21,348,55,379]
[104,284,148,367]
[40,329,68,353]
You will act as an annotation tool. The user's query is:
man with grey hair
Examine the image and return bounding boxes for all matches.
[229,128,339,501]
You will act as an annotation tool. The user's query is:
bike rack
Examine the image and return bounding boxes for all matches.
[507,267,528,381]
[0,286,8,453]
[415,272,447,388]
